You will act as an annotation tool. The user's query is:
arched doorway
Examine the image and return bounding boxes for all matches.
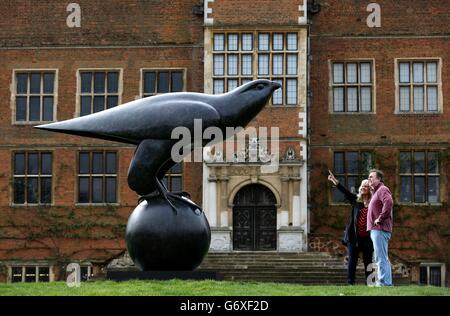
[233,184,277,251]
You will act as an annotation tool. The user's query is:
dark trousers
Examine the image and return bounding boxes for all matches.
[347,235,374,285]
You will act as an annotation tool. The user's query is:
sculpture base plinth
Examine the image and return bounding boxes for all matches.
[106,270,221,281]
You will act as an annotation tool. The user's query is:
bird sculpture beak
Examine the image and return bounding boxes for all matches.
[271,81,282,90]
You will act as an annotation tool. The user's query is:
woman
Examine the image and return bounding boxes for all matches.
[328,170,374,285]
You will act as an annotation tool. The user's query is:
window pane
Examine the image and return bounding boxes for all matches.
[426,62,437,83]
[427,86,438,111]
[346,63,357,83]
[228,79,238,92]
[427,152,438,173]
[38,267,49,282]
[272,33,283,50]
[93,96,105,113]
[272,79,283,105]
[92,152,104,174]
[106,152,117,174]
[213,55,224,76]
[399,86,410,112]
[334,152,345,174]
[16,96,27,121]
[272,54,283,75]
[25,267,36,282]
[258,33,269,51]
[28,153,39,175]
[92,177,103,203]
[414,152,425,173]
[333,63,344,84]
[107,72,119,93]
[360,63,371,83]
[213,34,224,51]
[346,152,358,173]
[106,177,117,203]
[94,72,105,93]
[27,178,38,203]
[399,152,412,173]
[347,87,358,112]
[171,176,182,192]
[419,267,427,285]
[430,267,441,286]
[80,96,91,116]
[286,79,297,105]
[107,96,118,109]
[43,96,53,121]
[171,72,183,92]
[360,152,373,174]
[241,55,252,75]
[29,96,40,121]
[428,176,439,203]
[287,54,297,75]
[41,153,52,175]
[81,73,92,93]
[227,54,238,75]
[171,162,182,174]
[400,176,412,203]
[40,178,52,204]
[360,87,372,112]
[333,87,344,112]
[157,72,169,93]
[144,72,156,95]
[413,63,424,83]
[17,73,28,94]
[333,176,346,202]
[43,73,54,94]
[213,79,224,94]
[30,73,41,94]
[79,153,90,174]
[14,153,25,174]
[399,62,410,83]
[414,176,425,203]
[227,33,238,51]
[13,178,25,204]
[287,33,297,50]
[413,86,424,112]
[258,54,269,75]
[78,177,89,203]
[347,176,358,194]
[242,33,253,51]
[12,267,23,283]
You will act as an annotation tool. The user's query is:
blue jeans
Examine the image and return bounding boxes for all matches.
[370,230,393,286]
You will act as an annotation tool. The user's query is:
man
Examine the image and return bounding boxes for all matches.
[367,169,393,286]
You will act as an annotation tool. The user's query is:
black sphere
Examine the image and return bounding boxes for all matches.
[125,197,211,271]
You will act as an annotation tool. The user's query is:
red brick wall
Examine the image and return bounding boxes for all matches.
[309,0,450,262]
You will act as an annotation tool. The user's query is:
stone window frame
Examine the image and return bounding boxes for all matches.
[76,150,119,206]
[11,69,58,125]
[139,68,187,98]
[394,58,443,114]
[208,30,302,107]
[398,150,441,205]
[328,59,376,114]
[75,68,123,117]
[11,150,54,207]
[330,150,374,205]
[419,263,446,287]
[8,265,54,283]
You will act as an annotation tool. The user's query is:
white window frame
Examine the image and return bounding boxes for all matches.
[139,68,187,98]
[7,264,54,283]
[394,58,443,114]
[328,59,376,114]
[11,69,59,125]
[75,68,123,118]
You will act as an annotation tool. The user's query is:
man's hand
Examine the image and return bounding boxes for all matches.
[374,218,381,226]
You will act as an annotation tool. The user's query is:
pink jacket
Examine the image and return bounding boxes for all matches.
[367,182,393,232]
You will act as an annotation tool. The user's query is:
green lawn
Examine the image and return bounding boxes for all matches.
[0,280,448,296]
